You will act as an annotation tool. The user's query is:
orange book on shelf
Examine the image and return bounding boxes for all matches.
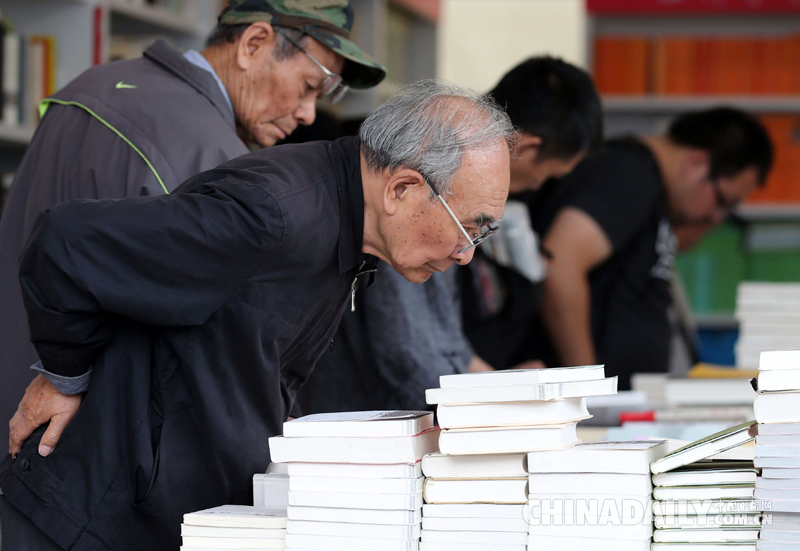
[722,38,757,95]
[653,37,694,95]
[748,115,800,204]
[753,38,779,95]
[692,38,715,95]
[593,36,649,95]
[30,36,56,97]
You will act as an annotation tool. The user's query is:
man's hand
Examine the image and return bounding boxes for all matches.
[9,375,83,458]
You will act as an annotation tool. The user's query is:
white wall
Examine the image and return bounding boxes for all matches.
[438,0,587,92]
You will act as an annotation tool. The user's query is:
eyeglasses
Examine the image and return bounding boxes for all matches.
[424,179,499,254]
[278,31,349,104]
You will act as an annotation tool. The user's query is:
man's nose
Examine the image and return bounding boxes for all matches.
[452,246,476,265]
[295,98,316,126]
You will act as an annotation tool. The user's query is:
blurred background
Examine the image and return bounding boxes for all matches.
[1,0,799,370]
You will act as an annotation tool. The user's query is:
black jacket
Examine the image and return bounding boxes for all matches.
[0,137,368,551]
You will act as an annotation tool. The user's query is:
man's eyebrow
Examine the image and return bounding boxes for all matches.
[467,213,496,227]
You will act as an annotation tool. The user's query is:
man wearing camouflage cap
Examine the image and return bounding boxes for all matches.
[0,0,385,472]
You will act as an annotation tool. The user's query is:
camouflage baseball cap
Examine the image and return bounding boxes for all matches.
[220,0,386,90]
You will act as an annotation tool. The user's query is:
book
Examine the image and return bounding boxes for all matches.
[436,398,590,429]
[528,472,652,495]
[287,489,422,510]
[756,444,800,457]
[527,534,650,551]
[422,529,528,545]
[653,528,759,543]
[655,513,761,529]
[664,378,756,407]
[286,461,422,478]
[758,423,800,436]
[288,475,423,495]
[180,525,286,538]
[755,391,800,424]
[650,421,757,474]
[268,428,440,464]
[438,423,578,455]
[286,505,420,525]
[183,505,287,529]
[180,535,284,549]
[284,533,417,551]
[421,503,523,519]
[762,467,800,478]
[757,434,800,446]
[760,529,800,542]
[421,452,527,479]
[421,516,528,533]
[757,477,800,489]
[526,440,669,475]
[423,478,528,504]
[286,518,420,539]
[526,521,653,540]
[758,369,800,392]
[439,365,604,388]
[2,31,20,126]
[757,499,800,513]
[652,545,754,551]
[252,473,288,509]
[755,456,800,468]
[425,377,618,405]
[282,410,433,438]
[760,350,800,371]
[593,36,649,96]
[418,543,526,551]
[653,484,755,501]
[653,466,759,487]
[529,493,652,516]
[653,499,762,516]
[755,488,800,500]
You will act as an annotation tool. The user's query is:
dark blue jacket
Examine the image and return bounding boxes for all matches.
[0,137,369,551]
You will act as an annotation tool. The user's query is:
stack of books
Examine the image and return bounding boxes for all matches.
[526,440,668,551]
[755,350,800,550]
[420,365,618,551]
[180,505,287,551]
[735,283,800,369]
[650,421,761,551]
[268,411,439,551]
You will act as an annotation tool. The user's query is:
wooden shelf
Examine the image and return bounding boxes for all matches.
[106,1,206,35]
[0,125,35,148]
[603,96,800,115]
[736,204,800,222]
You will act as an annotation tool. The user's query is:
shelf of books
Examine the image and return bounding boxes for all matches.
[0,1,217,145]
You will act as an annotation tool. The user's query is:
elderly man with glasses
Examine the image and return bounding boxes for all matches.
[0,0,385,467]
[1,81,514,551]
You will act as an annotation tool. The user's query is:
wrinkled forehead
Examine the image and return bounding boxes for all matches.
[449,141,511,224]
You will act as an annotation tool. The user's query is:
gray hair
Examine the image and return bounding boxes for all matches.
[205,24,308,62]
[358,80,518,197]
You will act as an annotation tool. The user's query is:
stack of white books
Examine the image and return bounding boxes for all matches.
[526,440,667,551]
[180,505,288,551]
[268,411,439,551]
[735,283,800,369]
[420,365,617,551]
[650,421,760,551]
[754,350,800,551]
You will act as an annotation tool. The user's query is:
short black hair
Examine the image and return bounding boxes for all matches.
[668,108,773,186]
[489,56,602,161]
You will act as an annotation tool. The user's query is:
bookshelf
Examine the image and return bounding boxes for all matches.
[0,0,218,152]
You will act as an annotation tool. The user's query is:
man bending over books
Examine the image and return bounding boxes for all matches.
[296,57,603,413]
[1,82,515,551]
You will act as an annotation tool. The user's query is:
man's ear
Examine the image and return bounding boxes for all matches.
[512,133,543,163]
[236,22,277,70]
[383,168,427,215]
[683,148,712,185]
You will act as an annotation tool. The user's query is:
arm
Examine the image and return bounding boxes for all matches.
[540,207,613,367]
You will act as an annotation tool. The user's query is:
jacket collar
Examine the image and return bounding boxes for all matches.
[328,136,368,274]
[143,39,236,129]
